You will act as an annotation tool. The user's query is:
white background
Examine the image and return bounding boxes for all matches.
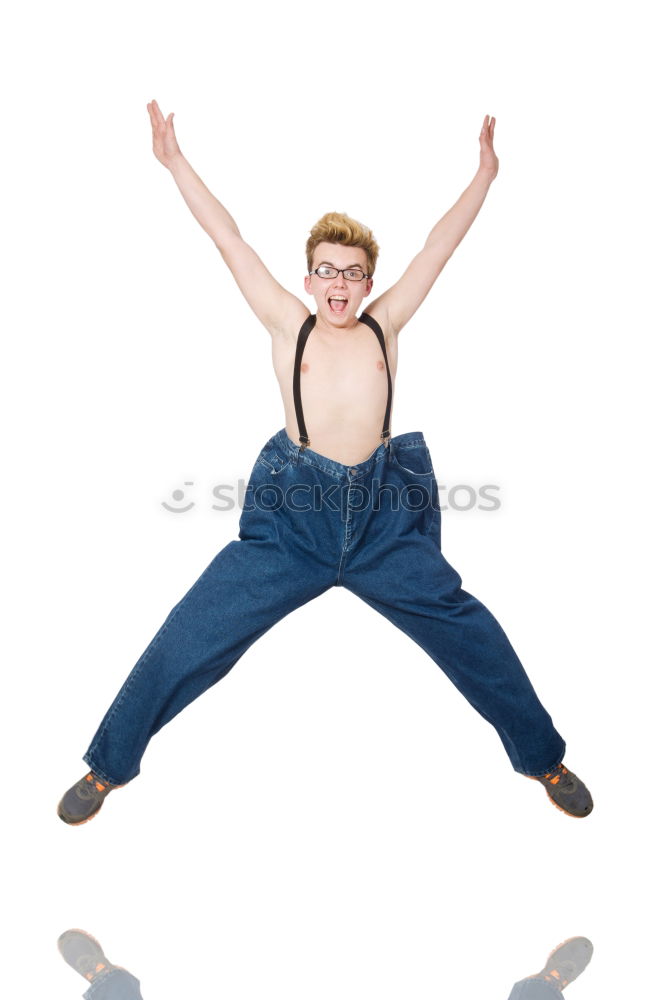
[2,1,659,997]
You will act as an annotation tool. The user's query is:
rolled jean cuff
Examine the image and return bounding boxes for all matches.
[82,754,130,789]
[83,968,142,1000]
[514,738,566,778]
[507,977,563,999]
[517,753,566,778]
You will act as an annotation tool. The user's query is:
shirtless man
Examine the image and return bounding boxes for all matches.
[57,102,592,824]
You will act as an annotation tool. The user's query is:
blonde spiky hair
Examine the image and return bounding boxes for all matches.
[306,211,379,278]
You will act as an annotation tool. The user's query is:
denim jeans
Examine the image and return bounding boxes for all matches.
[79,970,563,1000]
[79,971,564,1000]
[84,429,565,785]
[83,969,142,1000]
[507,979,563,998]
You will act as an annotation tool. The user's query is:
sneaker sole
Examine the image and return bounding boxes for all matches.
[544,934,590,962]
[57,927,110,981]
[57,928,129,982]
[57,804,104,826]
[538,935,594,986]
[58,927,105,955]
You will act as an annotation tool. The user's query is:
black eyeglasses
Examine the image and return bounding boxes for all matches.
[309,265,369,281]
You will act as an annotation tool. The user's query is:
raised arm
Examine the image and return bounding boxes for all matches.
[367,115,500,337]
[147,100,307,338]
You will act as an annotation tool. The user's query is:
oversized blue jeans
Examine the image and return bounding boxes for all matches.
[83,969,142,1000]
[84,429,565,785]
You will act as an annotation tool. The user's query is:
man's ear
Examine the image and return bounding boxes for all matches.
[304,274,312,295]
[364,277,374,296]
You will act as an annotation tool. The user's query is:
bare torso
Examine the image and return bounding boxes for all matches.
[271,310,399,466]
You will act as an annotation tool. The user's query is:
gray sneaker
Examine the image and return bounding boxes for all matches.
[533,763,593,818]
[57,772,119,825]
[57,929,116,983]
[526,936,594,990]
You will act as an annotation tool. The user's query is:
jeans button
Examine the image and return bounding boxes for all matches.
[349,468,358,476]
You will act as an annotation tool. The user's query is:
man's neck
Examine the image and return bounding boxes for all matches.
[314,311,362,338]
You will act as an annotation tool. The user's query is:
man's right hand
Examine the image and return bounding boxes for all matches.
[144,99,307,338]
[147,99,181,169]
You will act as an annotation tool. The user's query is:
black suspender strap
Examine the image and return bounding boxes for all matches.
[358,312,392,445]
[293,313,317,450]
[292,311,393,453]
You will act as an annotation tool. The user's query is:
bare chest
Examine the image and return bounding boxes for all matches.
[274,324,398,400]
[271,319,398,462]
[305,333,392,391]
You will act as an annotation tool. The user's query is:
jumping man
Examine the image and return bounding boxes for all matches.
[57,103,592,824]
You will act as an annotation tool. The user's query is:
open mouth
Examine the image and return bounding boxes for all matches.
[328,295,348,313]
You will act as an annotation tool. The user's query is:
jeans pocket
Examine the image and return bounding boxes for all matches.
[391,443,435,476]
[257,447,293,477]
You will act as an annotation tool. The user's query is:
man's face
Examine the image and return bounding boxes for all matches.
[304,242,373,327]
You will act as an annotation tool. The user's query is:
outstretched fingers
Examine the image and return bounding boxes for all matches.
[146,99,180,166]
[147,99,174,140]
[147,98,165,127]
[478,114,499,176]
[480,114,496,139]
